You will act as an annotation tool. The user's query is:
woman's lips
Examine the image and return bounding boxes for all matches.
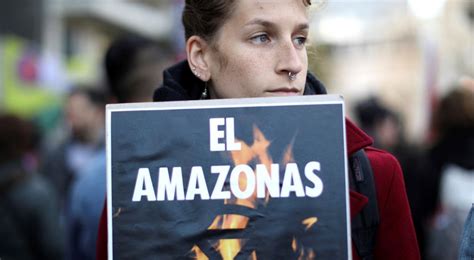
[266,87,301,96]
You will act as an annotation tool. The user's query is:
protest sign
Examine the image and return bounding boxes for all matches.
[107,95,350,259]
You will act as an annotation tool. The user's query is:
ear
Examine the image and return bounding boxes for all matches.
[186,36,211,81]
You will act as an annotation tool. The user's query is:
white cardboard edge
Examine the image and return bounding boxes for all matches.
[106,94,344,112]
[106,102,113,260]
[106,94,349,259]
[342,99,352,260]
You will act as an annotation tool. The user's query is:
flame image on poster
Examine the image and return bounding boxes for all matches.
[187,126,319,260]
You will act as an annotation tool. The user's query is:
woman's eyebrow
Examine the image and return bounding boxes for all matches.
[296,23,309,31]
[244,18,309,31]
[244,18,275,28]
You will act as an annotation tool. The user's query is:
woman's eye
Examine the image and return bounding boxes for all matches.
[294,36,307,47]
[250,34,270,44]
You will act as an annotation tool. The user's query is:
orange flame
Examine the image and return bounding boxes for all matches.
[207,215,250,231]
[217,239,242,260]
[230,126,273,208]
[302,217,318,231]
[251,251,257,259]
[282,141,295,165]
[296,247,316,260]
[292,237,298,252]
[293,241,316,260]
[293,217,318,260]
[190,245,208,260]
[210,126,274,260]
[193,126,313,259]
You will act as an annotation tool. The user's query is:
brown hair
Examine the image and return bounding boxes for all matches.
[182,0,312,43]
[104,35,166,102]
[0,115,38,164]
[433,86,474,136]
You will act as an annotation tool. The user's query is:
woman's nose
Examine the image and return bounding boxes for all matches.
[275,40,304,76]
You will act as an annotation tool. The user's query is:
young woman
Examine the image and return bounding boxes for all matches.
[97,1,420,259]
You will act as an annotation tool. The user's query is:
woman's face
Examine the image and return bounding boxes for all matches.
[207,0,309,99]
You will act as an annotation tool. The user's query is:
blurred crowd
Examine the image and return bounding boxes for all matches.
[354,80,474,259]
[0,32,473,259]
[0,35,170,260]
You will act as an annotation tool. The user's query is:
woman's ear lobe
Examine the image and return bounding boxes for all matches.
[186,36,211,81]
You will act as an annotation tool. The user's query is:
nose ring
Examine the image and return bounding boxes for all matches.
[288,72,297,81]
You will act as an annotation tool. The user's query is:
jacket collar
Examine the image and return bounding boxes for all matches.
[154,60,205,101]
[345,119,374,218]
[346,118,373,156]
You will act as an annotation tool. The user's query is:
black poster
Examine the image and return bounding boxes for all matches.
[107,95,350,260]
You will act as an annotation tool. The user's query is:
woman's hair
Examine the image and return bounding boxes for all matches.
[182,0,312,43]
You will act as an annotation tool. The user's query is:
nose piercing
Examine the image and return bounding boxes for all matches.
[288,71,297,81]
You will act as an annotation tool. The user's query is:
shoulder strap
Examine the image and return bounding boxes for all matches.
[349,149,380,260]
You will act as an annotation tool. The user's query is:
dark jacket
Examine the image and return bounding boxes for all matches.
[41,141,75,206]
[424,131,474,218]
[97,61,419,260]
[0,161,64,260]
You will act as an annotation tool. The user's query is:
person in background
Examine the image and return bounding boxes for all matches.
[354,96,402,152]
[0,114,64,260]
[41,87,107,210]
[104,34,169,103]
[97,1,419,259]
[423,83,474,260]
[354,96,428,254]
[65,87,107,260]
[69,34,169,260]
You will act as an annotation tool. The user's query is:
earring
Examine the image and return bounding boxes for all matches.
[200,82,208,99]
[192,66,201,78]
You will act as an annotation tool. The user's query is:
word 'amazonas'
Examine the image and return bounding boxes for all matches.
[132,162,324,202]
[132,117,324,202]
